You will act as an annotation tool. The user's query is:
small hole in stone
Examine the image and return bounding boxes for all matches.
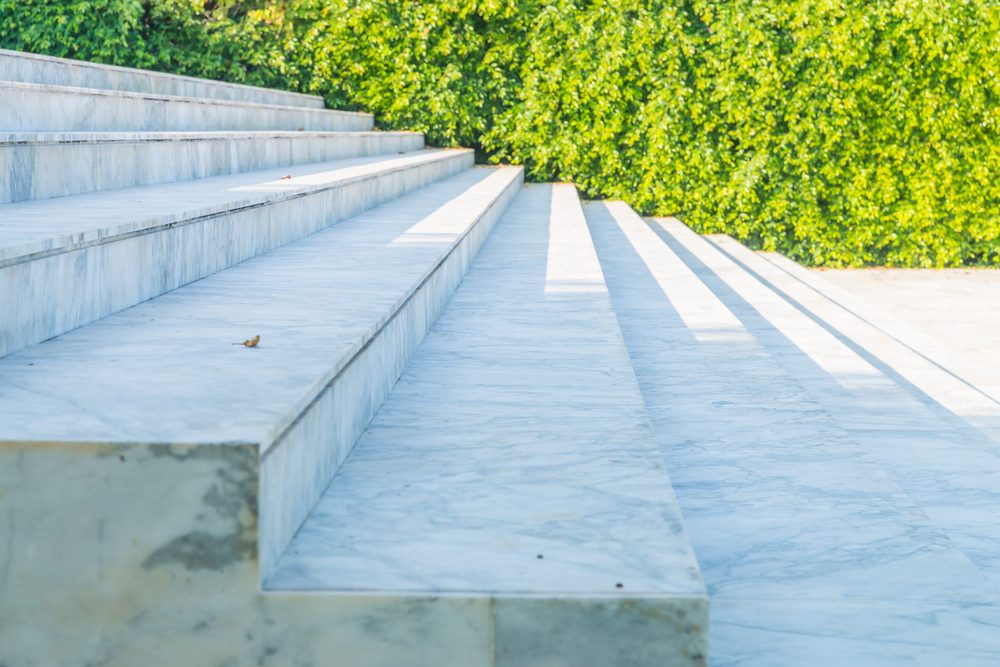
[615,582,624,589]
[536,554,544,560]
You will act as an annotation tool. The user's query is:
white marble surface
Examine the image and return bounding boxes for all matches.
[779,258,1000,412]
[0,80,372,132]
[0,47,324,108]
[267,184,708,665]
[0,130,424,203]
[707,237,1000,441]
[0,439,499,667]
[1,166,522,581]
[584,202,1000,665]
[0,148,473,357]
[691,231,1000,581]
[1,168,524,666]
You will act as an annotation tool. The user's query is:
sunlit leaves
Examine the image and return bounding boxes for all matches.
[1,0,996,266]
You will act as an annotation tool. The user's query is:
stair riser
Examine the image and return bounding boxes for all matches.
[0,447,482,666]
[0,152,474,358]
[1,132,424,203]
[0,172,524,667]
[0,83,372,132]
[0,48,325,108]
[259,168,523,575]
[0,446,491,667]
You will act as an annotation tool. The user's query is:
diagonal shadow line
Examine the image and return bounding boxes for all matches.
[752,250,1000,408]
[653,225,992,445]
[582,202,699,344]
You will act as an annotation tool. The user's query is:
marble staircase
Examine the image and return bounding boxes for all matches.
[583,201,1000,666]
[0,51,708,666]
[4,48,999,666]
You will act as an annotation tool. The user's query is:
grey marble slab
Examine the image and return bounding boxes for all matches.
[0,148,473,357]
[675,230,1000,584]
[585,201,1000,665]
[267,184,708,666]
[0,80,372,132]
[1,165,523,581]
[762,250,1000,423]
[0,130,424,203]
[0,440,498,667]
[0,47,325,108]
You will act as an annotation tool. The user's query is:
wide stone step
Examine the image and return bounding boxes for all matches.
[0,80,372,132]
[586,203,1000,665]
[753,247,1000,420]
[662,227,1000,580]
[0,130,424,203]
[0,165,523,667]
[0,48,326,108]
[266,184,708,666]
[0,148,473,358]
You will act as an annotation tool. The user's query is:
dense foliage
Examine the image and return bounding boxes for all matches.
[2,0,997,266]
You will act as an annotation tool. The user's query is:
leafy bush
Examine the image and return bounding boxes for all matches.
[2,0,997,266]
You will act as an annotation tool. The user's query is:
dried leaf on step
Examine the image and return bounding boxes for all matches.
[233,335,261,348]
[280,175,292,180]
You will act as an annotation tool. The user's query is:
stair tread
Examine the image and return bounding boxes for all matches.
[0,166,522,448]
[755,247,1000,413]
[0,80,373,132]
[677,230,1000,580]
[0,148,468,263]
[1,47,325,107]
[585,205,1000,662]
[0,130,420,144]
[266,184,705,599]
[0,79,361,116]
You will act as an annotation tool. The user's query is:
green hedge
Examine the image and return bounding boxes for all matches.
[3,0,997,266]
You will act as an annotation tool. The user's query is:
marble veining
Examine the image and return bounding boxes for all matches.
[584,200,1000,664]
[756,247,1000,430]
[663,222,1000,578]
[0,79,372,132]
[1,165,523,582]
[0,47,324,108]
[0,130,424,203]
[0,165,519,448]
[0,148,466,261]
[267,184,708,664]
[0,149,473,357]
[678,230,1000,583]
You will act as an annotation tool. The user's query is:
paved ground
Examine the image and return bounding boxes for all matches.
[817,268,1000,389]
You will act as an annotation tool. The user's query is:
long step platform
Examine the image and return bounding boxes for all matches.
[1,130,424,203]
[0,47,325,108]
[583,201,1000,665]
[0,166,523,666]
[0,148,472,357]
[0,80,372,132]
[267,183,708,665]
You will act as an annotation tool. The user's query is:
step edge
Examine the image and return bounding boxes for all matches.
[0,79,370,117]
[0,130,423,145]
[259,164,526,457]
[0,149,473,267]
[1,47,324,103]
